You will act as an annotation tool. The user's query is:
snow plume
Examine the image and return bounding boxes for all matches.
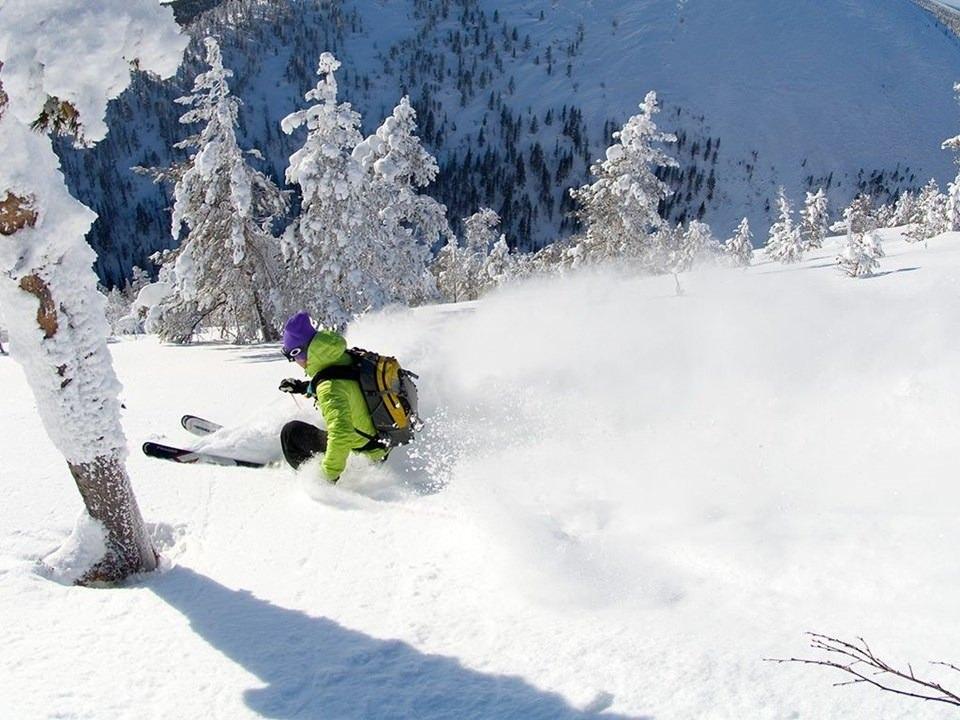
[349,252,960,609]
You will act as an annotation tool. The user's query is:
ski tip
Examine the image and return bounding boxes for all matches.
[180,415,191,430]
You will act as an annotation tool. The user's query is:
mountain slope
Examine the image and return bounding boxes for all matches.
[3,230,960,718]
[58,0,960,285]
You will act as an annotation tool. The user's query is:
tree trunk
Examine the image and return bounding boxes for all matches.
[69,455,158,583]
[2,191,157,585]
[253,289,279,342]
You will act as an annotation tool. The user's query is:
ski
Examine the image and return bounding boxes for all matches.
[142,441,265,468]
[181,414,223,436]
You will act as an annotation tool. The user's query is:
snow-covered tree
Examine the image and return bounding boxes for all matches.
[461,208,502,299]
[155,38,286,344]
[528,237,577,276]
[942,82,960,231]
[872,201,896,229]
[799,188,829,251]
[765,189,805,264]
[891,190,921,227]
[725,217,754,268]
[668,220,721,274]
[570,91,678,268]
[649,224,688,295]
[0,1,185,583]
[352,96,448,306]
[906,179,948,244]
[837,195,884,278]
[480,236,518,292]
[281,53,377,330]
[432,234,466,302]
[101,267,155,337]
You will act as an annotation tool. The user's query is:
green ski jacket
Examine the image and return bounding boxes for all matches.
[302,330,386,481]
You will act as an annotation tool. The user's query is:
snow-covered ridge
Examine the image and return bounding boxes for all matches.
[58,0,960,286]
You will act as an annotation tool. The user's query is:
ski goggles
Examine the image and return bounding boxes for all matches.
[282,346,305,362]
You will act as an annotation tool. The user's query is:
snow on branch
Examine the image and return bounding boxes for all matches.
[767,633,960,708]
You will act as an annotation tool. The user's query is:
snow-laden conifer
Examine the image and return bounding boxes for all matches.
[352,96,448,306]
[942,82,960,231]
[725,217,754,268]
[0,0,185,583]
[461,208,502,299]
[681,220,719,267]
[892,191,921,227]
[480,236,518,292]
[157,38,286,343]
[906,179,948,244]
[432,235,466,302]
[570,91,677,268]
[765,189,804,264]
[650,224,687,295]
[837,195,883,278]
[281,53,373,330]
[799,188,829,251]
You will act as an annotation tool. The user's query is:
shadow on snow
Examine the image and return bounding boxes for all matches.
[149,566,648,720]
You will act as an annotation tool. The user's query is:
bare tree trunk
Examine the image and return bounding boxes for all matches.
[253,289,279,342]
[1,191,157,584]
[68,455,157,582]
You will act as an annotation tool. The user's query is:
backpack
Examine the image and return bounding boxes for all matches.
[311,348,420,449]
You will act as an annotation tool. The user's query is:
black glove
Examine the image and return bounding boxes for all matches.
[279,378,309,395]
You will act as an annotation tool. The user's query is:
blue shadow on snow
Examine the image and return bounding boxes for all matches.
[149,566,647,720]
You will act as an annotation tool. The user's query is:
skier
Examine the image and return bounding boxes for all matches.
[278,312,388,483]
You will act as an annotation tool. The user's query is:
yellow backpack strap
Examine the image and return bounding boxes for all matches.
[376,356,409,429]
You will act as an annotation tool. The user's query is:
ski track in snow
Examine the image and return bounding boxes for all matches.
[2,230,960,718]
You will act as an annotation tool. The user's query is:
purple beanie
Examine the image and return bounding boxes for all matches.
[282,312,317,353]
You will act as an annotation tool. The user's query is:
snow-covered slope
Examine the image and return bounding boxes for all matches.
[3,231,960,718]
[60,0,960,285]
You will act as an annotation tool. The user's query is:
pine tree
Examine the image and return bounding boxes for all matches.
[352,96,449,306]
[281,53,375,330]
[942,82,960,231]
[156,38,286,343]
[461,208,502,299]
[649,224,687,295]
[837,195,883,278]
[725,217,754,268]
[892,191,921,227]
[432,234,466,302]
[0,0,185,584]
[765,189,804,264]
[480,235,518,292]
[680,220,718,269]
[799,188,829,251]
[907,179,949,244]
[570,91,678,268]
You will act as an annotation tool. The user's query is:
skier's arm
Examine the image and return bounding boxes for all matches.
[314,380,354,482]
